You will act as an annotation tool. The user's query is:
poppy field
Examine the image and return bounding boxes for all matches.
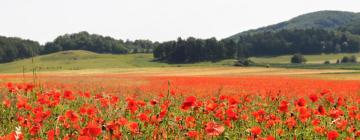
[1,71,360,139]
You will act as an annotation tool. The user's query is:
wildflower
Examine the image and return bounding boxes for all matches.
[65,110,79,122]
[47,129,55,140]
[205,122,225,136]
[187,131,198,138]
[309,94,318,102]
[295,98,306,107]
[81,122,102,137]
[278,100,289,113]
[15,126,22,140]
[181,96,197,110]
[327,130,339,140]
[128,122,139,134]
[250,126,262,136]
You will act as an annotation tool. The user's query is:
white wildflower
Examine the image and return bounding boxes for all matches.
[15,126,21,140]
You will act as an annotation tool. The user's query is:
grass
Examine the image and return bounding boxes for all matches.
[2,50,360,73]
[250,52,360,64]
[0,50,235,73]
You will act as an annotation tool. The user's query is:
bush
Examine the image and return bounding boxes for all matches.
[234,58,254,67]
[324,60,330,64]
[291,53,306,64]
[350,55,357,63]
[341,55,357,63]
[341,56,350,63]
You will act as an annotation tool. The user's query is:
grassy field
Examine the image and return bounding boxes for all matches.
[0,50,235,73]
[2,50,360,73]
[250,52,360,64]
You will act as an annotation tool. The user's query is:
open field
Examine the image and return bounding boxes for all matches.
[1,66,360,139]
[0,50,235,73]
[3,50,360,73]
[2,51,360,139]
[1,67,360,98]
[250,53,360,64]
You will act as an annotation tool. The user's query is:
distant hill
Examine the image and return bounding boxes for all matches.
[228,10,360,40]
[0,50,236,73]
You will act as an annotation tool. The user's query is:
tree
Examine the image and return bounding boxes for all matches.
[342,55,357,63]
[341,56,349,63]
[291,53,307,64]
[324,60,331,64]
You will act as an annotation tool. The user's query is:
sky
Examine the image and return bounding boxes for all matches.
[0,0,360,44]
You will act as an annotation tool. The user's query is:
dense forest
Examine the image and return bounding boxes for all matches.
[1,29,360,64]
[153,29,360,63]
[0,36,42,63]
[43,31,156,54]
[0,32,156,63]
[229,11,360,40]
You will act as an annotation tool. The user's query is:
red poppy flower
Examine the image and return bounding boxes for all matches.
[29,125,41,136]
[285,117,297,129]
[63,90,76,100]
[65,110,79,122]
[187,131,198,138]
[309,94,318,102]
[250,126,262,136]
[314,126,325,135]
[226,109,238,120]
[128,122,139,134]
[77,136,93,140]
[139,113,149,122]
[185,116,196,128]
[295,98,306,107]
[110,96,119,105]
[150,99,158,106]
[181,96,197,110]
[205,122,225,136]
[317,105,326,115]
[278,100,288,113]
[2,99,10,108]
[81,122,102,137]
[327,130,339,140]
[47,129,55,140]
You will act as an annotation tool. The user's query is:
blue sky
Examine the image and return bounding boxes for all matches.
[1,0,359,44]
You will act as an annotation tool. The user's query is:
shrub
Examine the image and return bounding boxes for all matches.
[291,53,306,64]
[324,60,330,64]
[350,55,357,63]
[341,56,350,63]
[234,58,254,67]
[341,55,357,63]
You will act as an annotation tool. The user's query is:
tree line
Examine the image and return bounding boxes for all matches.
[153,29,360,63]
[0,32,157,63]
[0,36,42,63]
[1,29,360,64]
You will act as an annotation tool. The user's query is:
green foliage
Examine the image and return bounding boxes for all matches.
[341,55,357,63]
[234,58,254,67]
[324,60,330,64]
[0,36,42,63]
[291,53,307,64]
[154,37,234,63]
[155,29,360,63]
[0,32,158,64]
[0,50,237,73]
[229,10,360,40]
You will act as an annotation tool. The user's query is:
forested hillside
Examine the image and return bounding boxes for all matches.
[153,29,360,63]
[0,32,156,63]
[229,10,360,40]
